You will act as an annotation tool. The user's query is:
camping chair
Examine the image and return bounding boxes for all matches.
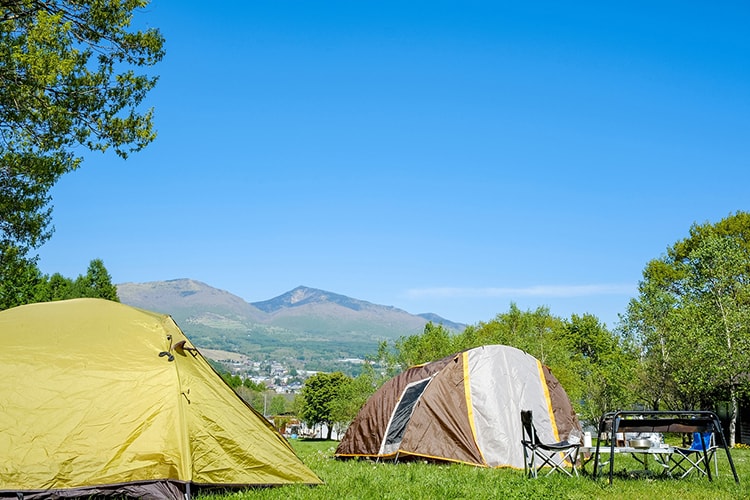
[521,410,581,478]
[669,432,719,479]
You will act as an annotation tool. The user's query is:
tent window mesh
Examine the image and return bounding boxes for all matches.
[384,378,431,446]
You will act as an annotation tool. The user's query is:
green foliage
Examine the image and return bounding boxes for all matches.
[623,211,750,444]
[291,393,305,417]
[0,246,45,309]
[329,363,379,428]
[243,377,266,392]
[459,304,571,367]
[233,386,270,414]
[396,305,570,381]
[269,395,288,416]
[37,258,119,303]
[562,314,637,422]
[221,372,243,389]
[71,258,119,300]
[0,0,163,299]
[43,272,74,300]
[222,373,281,416]
[0,257,119,309]
[0,1,164,161]
[381,303,636,420]
[393,322,455,367]
[371,340,402,379]
[300,372,350,439]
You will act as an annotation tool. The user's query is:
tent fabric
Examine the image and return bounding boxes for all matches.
[336,356,453,457]
[0,299,321,499]
[397,353,483,464]
[336,344,580,469]
[380,377,431,456]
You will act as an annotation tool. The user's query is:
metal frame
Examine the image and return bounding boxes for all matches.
[592,410,739,484]
[521,410,580,478]
[669,432,719,479]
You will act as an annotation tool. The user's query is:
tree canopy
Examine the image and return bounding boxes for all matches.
[0,257,119,309]
[45,258,119,301]
[0,0,164,305]
[329,363,380,430]
[300,371,350,440]
[623,211,750,445]
[376,307,636,424]
[293,214,750,442]
[561,313,637,422]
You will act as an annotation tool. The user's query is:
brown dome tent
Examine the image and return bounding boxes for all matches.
[336,344,580,468]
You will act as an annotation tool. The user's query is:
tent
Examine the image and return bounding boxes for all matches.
[0,299,321,499]
[335,344,580,468]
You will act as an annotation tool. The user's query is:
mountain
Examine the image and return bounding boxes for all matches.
[117,280,464,365]
[117,279,266,321]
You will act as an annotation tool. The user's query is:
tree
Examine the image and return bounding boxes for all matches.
[621,258,682,411]
[329,362,378,430]
[453,304,579,395]
[676,234,750,444]
[455,303,570,365]
[269,395,288,416]
[562,314,637,422]
[19,258,119,304]
[386,303,641,420]
[42,272,73,301]
[243,378,266,392]
[73,258,119,300]
[221,372,242,389]
[0,245,44,309]
[373,340,403,379]
[0,1,164,298]
[394,322,455,368]
[300,372,350,440]
[623,212,750,445]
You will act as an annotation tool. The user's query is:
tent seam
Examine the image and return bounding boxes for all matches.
[537,360,559,441]
[462,351,486,466]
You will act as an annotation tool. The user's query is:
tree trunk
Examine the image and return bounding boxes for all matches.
[729,391,737,448]
[326,423,333,440]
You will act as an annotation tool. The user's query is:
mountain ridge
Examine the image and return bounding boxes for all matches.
[117,279,464,365]
[254,286,374,313]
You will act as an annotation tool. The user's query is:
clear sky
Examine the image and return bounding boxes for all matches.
[36,1,750,329]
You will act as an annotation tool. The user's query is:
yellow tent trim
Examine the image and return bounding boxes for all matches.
[462,350,487,466]
[536,359,559,441]
[396,450,526,471]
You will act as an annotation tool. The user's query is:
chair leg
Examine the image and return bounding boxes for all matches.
[571,449,580,477]
[539,449,576,477]
[671,450,712,479]
[713,450,718,477]
[524,444,580,478]
[523,445,537,478]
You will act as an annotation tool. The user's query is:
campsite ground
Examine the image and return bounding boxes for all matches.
[199,440,750,500]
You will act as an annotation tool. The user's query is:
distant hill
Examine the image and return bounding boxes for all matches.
[118,279,266,322]
[117,280,464,366]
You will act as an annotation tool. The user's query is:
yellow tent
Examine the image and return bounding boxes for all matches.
[0,298,321,498]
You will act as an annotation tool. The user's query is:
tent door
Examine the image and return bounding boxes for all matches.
[379,377,432,456]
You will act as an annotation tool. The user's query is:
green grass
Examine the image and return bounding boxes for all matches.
[198,440,750,500]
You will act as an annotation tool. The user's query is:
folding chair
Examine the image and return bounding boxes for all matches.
[521,410,581,478]
[669,432,718,479]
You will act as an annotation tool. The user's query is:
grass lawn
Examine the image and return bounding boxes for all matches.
[198,439,750,500]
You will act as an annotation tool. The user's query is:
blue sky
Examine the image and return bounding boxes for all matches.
[37,1,750,329]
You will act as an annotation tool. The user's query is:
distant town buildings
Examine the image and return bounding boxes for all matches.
[208,351,365,394]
